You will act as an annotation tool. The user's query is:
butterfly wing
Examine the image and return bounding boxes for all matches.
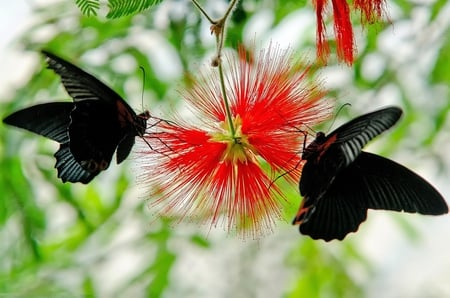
[320,106,403,166]
[116,135,136,164]
[41,50,128,106]
[42,51,147,167]
[54,143,96,183]
[302,106,402,171]
[3,102,95,183]
[350,152,448,215]
[297,107,404,226]
[68,100,122,174]
[295,150,369,241]
[116,112,148,164]
[3,102,73,143]
[4,52,148,183]
[298,152,448,241]
[297,189,368,241]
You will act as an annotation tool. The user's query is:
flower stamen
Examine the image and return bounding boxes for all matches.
[140,44,333,238]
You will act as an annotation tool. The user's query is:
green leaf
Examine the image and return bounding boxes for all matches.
[83,275,97,297]
[190,234,211,248]
[430,0,448,20]
[107,0,162,18]
[75,0,100,16]
[431,34,450,85]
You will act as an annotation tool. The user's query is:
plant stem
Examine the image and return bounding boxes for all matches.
[191,0,216,24]
[222,0,239,24]
[213,0,239,64]
[218,62,236,138]
[215,0,240,139]
[191,0,241,139]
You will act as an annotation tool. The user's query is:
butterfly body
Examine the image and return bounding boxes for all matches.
[3,51,148,183]
[293,107,448,241]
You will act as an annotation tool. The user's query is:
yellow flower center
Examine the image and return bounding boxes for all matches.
[210,115,258,164]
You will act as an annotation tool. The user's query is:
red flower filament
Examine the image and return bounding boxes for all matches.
[314,0,387,64]
[140,45,332,237]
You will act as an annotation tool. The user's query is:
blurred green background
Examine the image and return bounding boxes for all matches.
[0,0,449,297]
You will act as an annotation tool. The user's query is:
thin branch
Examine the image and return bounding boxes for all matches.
[191,0,216,24]
[190,0,241,138]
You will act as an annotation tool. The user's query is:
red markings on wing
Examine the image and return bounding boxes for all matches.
[292,197,313,225]
[116,101,134,128]
[316,133,337,161]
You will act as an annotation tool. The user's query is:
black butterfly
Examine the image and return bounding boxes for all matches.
[3,50,149,184]
[293,106,448,241]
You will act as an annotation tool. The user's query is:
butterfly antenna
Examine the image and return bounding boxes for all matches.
[324,103,351,133]
[136,66,170,155]
[139,66,146,112]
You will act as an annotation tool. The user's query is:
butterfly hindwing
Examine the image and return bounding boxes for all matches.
[299,152,448,241]
[297,190,368,241]
[54,143,96,183]
[117,135,137,164]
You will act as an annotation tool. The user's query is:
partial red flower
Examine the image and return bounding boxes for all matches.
[314,0,387,64]
[140,44,332,238]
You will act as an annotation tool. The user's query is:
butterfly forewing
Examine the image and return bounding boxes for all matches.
[322,106,402,166]
[299,107,403,202]
[350,152,448,215]
[42,50,126,106]
[3,102,73,143]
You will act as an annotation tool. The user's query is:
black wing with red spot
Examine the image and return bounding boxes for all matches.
[296,107,402,222]
[293,107,448,241]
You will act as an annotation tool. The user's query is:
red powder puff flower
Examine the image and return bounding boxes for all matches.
[314,0,387,64]
[140,44,332,238]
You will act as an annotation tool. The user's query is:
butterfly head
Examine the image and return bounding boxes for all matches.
[135,110,150,137]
